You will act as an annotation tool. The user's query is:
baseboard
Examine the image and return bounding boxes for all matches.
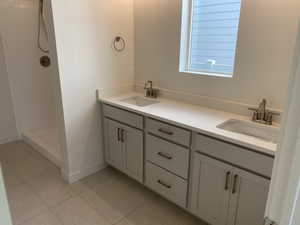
[0,136,20,145]
[62,162,108,184]
[22,133,62,168]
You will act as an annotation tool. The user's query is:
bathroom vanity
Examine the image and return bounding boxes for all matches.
[99,93,277,225]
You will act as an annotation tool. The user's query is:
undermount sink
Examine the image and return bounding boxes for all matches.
[217,119,279,144]
[121,96,159,107]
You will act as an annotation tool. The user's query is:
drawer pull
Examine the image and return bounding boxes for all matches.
[158,128,174,136]
[121,129,125,143]
[232,175,239,194]
[225,171,231,190]
[117,128,121,142]
[157,152,173,160]
[157,180,172,189]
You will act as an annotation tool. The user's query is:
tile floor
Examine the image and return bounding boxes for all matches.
[0,141,207,225]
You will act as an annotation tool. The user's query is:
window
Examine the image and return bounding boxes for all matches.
[180,0,242,77]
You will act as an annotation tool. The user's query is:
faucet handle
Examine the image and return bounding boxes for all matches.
[260,99,267,106]
[144,81,153,89]
[251,111,258,121]
[267,110,281,116]
[265,112,274,125]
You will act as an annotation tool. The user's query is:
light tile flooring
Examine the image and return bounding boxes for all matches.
[0,141,207,225]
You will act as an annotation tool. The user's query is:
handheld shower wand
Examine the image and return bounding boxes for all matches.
[37,0,51,67]
[37,0,49,54]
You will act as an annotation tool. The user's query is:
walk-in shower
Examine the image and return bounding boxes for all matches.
[6,0,62,167]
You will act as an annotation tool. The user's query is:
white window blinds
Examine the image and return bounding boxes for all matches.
[188,0,241,76]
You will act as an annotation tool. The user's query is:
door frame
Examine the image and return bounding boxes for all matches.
[0,166,13,225]
[265,22,300,225]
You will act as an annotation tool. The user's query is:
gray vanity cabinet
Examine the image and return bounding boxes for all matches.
[191,153,233,225]
[104,118,143,183]
[104,119,124,171]
[122,124,143,183]
[227,167,270,225]
[102,103,273,225]
[191,152,270,225]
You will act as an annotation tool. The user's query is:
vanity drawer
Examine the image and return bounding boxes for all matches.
[147,119,191,147]
[103,104,143,129]
[145,162,188,208]
[195,134,274,177]
[146,134,189,179]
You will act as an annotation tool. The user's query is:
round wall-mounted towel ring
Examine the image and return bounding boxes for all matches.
[113,36,126,52]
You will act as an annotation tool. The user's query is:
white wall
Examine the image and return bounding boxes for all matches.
[134,0,300,110]
[51,0,135,182]
[0,35,18,144]
[266,23,300,224]
[0,0,58,133]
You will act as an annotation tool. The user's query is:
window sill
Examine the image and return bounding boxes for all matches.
[179,70,233,78]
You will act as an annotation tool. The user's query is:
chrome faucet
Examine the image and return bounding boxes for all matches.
[144,81,159,98]
[257,99,267,120]
[248,99,280,125]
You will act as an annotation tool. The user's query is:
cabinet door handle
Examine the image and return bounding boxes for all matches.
[225,171,231,191]
[157,152,173,160]
[232,175,239,194]
[117,128,121,142]
[158,128,174,136]
[157,180,172,189]
[121,129,125,143]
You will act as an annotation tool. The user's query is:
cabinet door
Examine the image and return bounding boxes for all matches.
[104,119,123,171]
[227,168,270,225]
[122,125,144,183]
[191,152,233,225]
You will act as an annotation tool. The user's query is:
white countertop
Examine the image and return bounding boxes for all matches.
[99,92,278,156]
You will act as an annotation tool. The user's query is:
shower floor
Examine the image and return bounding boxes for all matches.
[22,128,62,168]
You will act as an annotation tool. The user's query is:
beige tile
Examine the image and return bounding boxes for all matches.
[115,219,133,225]
[69,166,120,195]
[1,141,206,225]
[15,155,58,182]
[52,197,111,225]
[80,189,124,224]
[120,194,207,225]
[1,162,25,189]
[91,172,153,217]
[0,142,58,183]
[7,184,48,225]
[81,166,120,189]
[26,169,75,207]
[69,181,91,195]
[20,210,63,225]
[0,142,36,165]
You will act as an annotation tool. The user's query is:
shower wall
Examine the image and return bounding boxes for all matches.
[0,0,57,133]
[51,0,135,181]
[0,35,18,144]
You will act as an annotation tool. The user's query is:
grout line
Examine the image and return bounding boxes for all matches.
[77,192,115,225]
[75,169,150,225]
[9,184,49,225]
[14,209,49,225]
[4,144,202,225]
[3,142,70,225]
